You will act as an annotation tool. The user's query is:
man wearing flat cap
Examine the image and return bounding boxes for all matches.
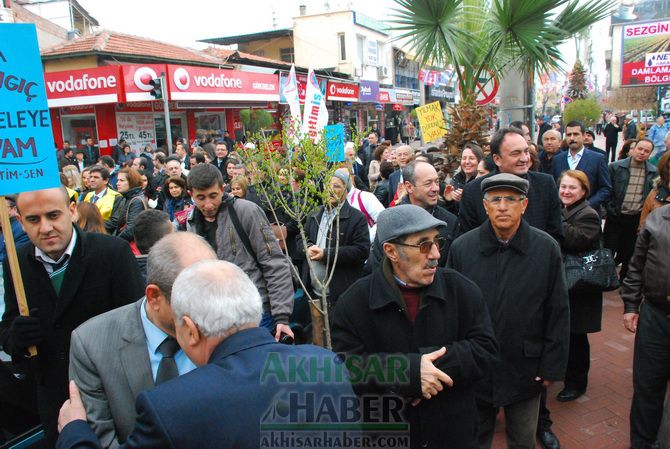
[447,173,569,449]
[332,204,497,449]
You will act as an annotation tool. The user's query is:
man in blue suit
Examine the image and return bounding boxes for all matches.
[57,260,358,449]
[550,120,612,211]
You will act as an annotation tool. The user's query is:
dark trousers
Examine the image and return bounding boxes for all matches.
[604,213,641,281]
[606,139,618,162]
[478,394,541,449]
[630,302,670,449]
[565,333,590,390]
[537,388,553,432]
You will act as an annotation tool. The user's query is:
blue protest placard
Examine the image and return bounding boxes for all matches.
[324,124,345,162]
[0,23,60,195]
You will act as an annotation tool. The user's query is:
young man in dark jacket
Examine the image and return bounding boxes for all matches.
[333,204,497,449]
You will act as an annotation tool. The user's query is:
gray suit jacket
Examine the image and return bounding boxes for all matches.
[69,298,153,448]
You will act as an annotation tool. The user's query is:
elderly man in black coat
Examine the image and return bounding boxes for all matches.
[0,187,145,447]
[447,174,569,449]
[333,204,497,449]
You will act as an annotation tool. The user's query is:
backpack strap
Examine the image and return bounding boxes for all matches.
[227,198,260,268]
[354,190,375,228]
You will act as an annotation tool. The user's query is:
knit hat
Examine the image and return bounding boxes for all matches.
[332,168,353,192]
[377,204,446,243]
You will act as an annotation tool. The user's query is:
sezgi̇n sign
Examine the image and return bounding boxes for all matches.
[622,20,670,86]
[0,23,59,195]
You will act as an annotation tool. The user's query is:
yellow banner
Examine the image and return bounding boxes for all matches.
[416,101,447,143]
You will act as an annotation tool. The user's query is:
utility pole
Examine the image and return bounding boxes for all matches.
[161,73,173,155]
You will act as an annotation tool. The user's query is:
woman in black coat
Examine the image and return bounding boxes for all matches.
[443,143,484,215]
[106,168,147,242]
[557,169,603,402]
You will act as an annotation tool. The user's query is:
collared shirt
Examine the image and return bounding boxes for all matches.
[567,148,584,171]
[35,229,77,274]
[93,187,108,203]
[140,298,196,381]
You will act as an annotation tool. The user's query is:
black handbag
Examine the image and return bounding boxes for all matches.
[564,247,620,293]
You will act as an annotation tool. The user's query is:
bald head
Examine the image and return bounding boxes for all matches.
[147,232,217,300]
[16,186,69,214]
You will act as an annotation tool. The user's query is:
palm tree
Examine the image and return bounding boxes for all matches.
[392,0,615,154]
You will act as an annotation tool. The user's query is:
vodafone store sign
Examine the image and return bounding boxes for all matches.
[123,64,167,102]
[44,66,123,107]
[326,81,359,102]
[167,65,279,102]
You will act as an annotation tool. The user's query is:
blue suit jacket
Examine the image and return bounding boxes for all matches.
[549,149,612,210]
[57,328,358,449]
[388,170,402,203]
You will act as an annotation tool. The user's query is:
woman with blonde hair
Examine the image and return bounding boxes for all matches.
[61,165,82,192]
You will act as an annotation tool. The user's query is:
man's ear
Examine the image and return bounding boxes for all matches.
[521,198,529,215]
[492,154,502,167]
[383,242,399,262]
[146,284,164,310]
[181,316,201,347]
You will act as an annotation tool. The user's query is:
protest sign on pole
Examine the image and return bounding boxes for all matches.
[324,124,345,162]
[416,101,447,143]
[301,68,329,143]
[0,23,62,356]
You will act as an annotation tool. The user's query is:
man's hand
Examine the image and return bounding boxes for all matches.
[58,381,87,433]
[9,309,42,354]
[419,347,453,401]
[624,313,639,333]
[307,245,324,261]
[534,377,553,387]
[274,323,294,341]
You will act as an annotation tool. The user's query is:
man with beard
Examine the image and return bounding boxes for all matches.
[550,121,612,211]
[448,174,569,449]
[333,204,497,449]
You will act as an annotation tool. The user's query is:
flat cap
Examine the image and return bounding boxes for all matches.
[377,204,446,243]
[481,173,529,195]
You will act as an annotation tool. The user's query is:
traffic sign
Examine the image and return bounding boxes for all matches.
[475,72,499,106]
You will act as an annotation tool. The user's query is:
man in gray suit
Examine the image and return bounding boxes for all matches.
[68,233,216,448]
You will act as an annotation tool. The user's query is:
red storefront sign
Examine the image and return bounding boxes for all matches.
[123,64,168,102]
[326,81,359,102]
[378,88,395,103]
[45,66,124,107]
[167,65,280,102]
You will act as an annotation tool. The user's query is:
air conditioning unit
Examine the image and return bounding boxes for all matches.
[378,66,390,78]
[354,66,363,77]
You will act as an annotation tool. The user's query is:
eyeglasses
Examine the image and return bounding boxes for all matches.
[391,237,446,254]
[484,195,526,206]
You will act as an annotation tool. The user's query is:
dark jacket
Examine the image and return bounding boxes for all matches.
[57,328,356,449]
[300,201,370,304]
[163,196,193,221]
[106,187,147,241]
[447,220,570,406]
[365,200,458,274]
[444,171,476,215]
[549,148,612,210]
[561,199,603,333]
[210,157,229,182]
[83,145,100,166]
[388,170,402,204]
[373,179,390,208]
[603,123,620,142]
[458,171,563,241]
[624,121,638,140]
[332,263,497,449]
[0,227,144,444]
[621,204,670,314]
[0,216,29,264]
[606,157,657,217]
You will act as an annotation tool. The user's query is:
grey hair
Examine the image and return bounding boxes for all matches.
[147,233,215,301]
[402,160,433,185]
[542,129,562,140]
[171,260,262,338]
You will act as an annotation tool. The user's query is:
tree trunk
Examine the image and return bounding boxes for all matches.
[308,300,325,347]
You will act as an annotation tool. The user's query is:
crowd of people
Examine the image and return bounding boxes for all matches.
[0,120,668,449]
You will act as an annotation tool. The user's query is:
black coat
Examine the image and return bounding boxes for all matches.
[603,123,620,142]
[332,264,497,449]
[0,227,144,444]
[299,201,370,304]
[561,200,603,334]
[373,179,390,208]
[458,171,563,241]
[447,220,570,407]
[106,187,147,241]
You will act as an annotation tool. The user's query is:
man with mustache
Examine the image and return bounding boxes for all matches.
[447,173,569,449]
[332,204,497,449]
[550,120,612,212]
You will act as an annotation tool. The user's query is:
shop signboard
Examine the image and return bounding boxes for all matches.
[416,101,447,143]
[621,20,670,86]
[359,80,379,102]
[326,81,360,102]
[378,88,395,103]
[167,65,280,102]
[116,113,157,151]
[44,66,124,107]
[394,89,414,105]
[279,72,326,104]
[430,86,456,103]
[0,23,60,194]
[123,64,168,102]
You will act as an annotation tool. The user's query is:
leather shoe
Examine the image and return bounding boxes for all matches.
[537,429,561,449]
[556,388,585,402]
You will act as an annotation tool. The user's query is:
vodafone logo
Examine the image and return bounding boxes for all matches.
[46,74,117,93]
[329,83,355,97]
[174,68,190,91]
[133,67,158,91]
[329,83,337,96]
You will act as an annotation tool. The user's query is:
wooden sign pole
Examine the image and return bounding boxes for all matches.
[0,196,37,357]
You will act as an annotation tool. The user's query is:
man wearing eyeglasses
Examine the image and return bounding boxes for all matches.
[332,204,498,449]
[447,173,569,449]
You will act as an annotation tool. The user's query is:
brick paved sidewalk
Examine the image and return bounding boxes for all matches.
[491,290,669,449]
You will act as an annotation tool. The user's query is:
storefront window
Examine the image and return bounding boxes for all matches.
[195,113,225,141]
[154,116,186,151]
[61,114,97,148]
